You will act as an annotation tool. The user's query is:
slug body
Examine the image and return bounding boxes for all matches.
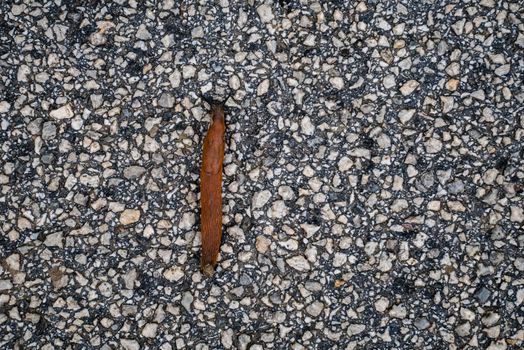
[200,104,225,276]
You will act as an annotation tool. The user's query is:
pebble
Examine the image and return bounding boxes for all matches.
[268,200,288,218]
[44,232,63,248]
[50,104,74,119]
[510,207,524,223]
[159,93,175,108]
[398,109,415,124]
[142,323,158,338]
[286,256,311,272]
[300,116,315,136]
[425,138,443,153]
[306,301,324,317]
[0,101,10,113]
[123,166,146,179]
[120,209,141,225]
[400,80,419,96]
[41,122,57,140]
[252,190,272,209]
[257,5,274,23]
[347,324,366,336]
[257,79,270,96]
[330,77,344,90]
[121,340,140,350]
[179,212,195,230]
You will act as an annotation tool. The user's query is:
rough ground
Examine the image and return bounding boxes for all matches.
[1,0,523,349]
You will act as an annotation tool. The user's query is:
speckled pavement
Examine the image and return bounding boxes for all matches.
[1,1,523,349]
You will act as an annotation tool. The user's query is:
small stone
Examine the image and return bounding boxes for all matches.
[486,340,507,350]
[483,169,498,184]
[494,64,510,76]
[448,180,465,194]
[441,96,454,113]
[448,201,466,212]
[510,206,524,222]
[5,254,20,271]
[414,318,430,330]
[257,79,270,95]
[333,253,347,267]
[256,235,271,253]
[136,25,152,40]
[451,19,465,35]
[425,138,442,153]
[17,64,31,82]
[71,117,83,130]
[191,26,204,38]
[159,93,175,108]
[221,329,234,349]
[480,0,495,6]
[515,258,524,271]
[446,79,459,91]
[179,212,195,230]
[50,104,74,119]
[142,323,158,338]
[144,135,159,152]
[0,280,13,291]
[181,291,193,312]
[471,89,485,100]
[18,217,32,230]
[300,116,315,136]
[90,94,103,109]
[120,209,141,225]
[278,186,295,200]
[389,304,407,318]
[306,301,324,317]
[124,166,146,179]
[517,33,524,48]
[79,174,100,187]
[375,297,389,312]
[182,65,196,79]
[347,324,366,336]
[455,322,471,337]
[391,199,408,212]
[257,4,274,23]
[252,190,271,209]
[286,255,311,272]
[301,224,320,237]
[398,109,415,123]
[268,200,288,218]
[121,340,140,350]
[475,287,491,303]
[89,32,107,46]
[44,232,63,248]
[304,35,316,47]
[50,268,68,289]
[11,4,26,15]
[445,62,460,76]
[348,148,371,158]
[163,266,184,281]
[338,156,352,172]
[482,312,500,327]
[383,74,396,89]
[229,75,241,90]
[399,80,419,96]
[42,122,57,140]
[0,101,10,113]
[330,77,344,89]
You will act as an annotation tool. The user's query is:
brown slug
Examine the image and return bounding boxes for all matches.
[200,103,225,276]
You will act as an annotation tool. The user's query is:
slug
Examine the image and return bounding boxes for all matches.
[200,103,225,276]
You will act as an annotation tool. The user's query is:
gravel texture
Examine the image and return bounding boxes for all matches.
[1,1,524,349]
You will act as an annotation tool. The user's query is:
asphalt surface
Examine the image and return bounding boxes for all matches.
[1,1,523,349]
